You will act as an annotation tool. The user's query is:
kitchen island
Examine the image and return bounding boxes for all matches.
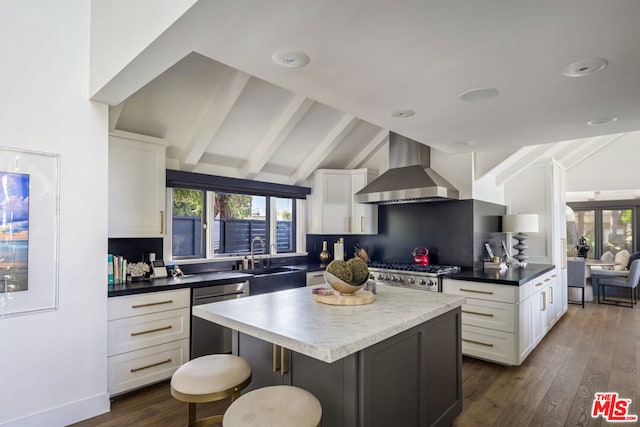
[193,284,466,427]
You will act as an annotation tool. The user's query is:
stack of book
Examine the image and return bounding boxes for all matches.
[107,254,128,285]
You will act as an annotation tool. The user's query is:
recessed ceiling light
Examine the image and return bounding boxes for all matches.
[587,117,618,126]
[562,58,607,77]
[391,109,415,118]
[272,50,310,68]
[459,88,499,103]
[454,141,474,148]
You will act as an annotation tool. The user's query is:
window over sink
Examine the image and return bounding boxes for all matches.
[170,188,296,260]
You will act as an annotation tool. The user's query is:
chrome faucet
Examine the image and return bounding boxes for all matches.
[251,236,266,269]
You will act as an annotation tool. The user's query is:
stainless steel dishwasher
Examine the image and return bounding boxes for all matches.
[191,281,249,359]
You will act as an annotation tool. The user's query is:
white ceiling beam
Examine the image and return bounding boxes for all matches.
[556,133,623,169]
[179,69,250,171]
[240,95,314,179]
[289,115,358,184]
[108,102,125,132]
[345,128,389,170]
[495,144,558,185]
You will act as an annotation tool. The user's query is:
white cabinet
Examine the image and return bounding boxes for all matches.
[443,268,559,366]
[307,169,378,234]
[108,131,167,238]
[107,289,190,395]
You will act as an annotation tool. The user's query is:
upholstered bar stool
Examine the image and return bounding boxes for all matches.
[223,385,322,427]
[171,354,252,426]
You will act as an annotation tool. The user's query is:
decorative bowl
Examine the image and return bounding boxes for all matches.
[323,271,366,295]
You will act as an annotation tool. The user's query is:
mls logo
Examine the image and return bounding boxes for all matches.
[592,392,638,422]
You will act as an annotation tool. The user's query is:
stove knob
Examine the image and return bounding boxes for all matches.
[391,276,398,282]
[369,273,375,279]
[407,278,415,284]
[397,277,404,282]
[419,279,426,286]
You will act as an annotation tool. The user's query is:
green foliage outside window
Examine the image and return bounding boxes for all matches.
[173,189,202,217]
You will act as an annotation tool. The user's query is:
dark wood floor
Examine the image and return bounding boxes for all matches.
[71,301,639,427]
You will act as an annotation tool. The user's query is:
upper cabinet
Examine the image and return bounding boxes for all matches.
[108,131,167,238]
[308,169,378,235]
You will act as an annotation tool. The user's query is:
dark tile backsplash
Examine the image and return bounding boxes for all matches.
[307,199,506,269]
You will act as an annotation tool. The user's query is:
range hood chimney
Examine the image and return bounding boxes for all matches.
[354,132,459,204]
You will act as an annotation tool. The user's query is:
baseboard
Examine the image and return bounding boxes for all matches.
[1,392,110,427]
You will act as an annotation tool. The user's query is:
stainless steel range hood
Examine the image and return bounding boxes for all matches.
[354,132,459,204]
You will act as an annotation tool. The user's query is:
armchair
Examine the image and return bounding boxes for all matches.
[597,259,640,308]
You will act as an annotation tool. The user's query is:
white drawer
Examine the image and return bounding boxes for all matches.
[461,324,516,366]
[108,338,189,396]
[460,299,515,333]
[442,279,518,304]
[306,271,326,286]
[108,289,190,320]
[108,307,190,356]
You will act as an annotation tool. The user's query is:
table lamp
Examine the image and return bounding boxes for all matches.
[502,214,539,267]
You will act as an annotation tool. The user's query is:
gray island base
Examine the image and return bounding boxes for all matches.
[193,284,466,427]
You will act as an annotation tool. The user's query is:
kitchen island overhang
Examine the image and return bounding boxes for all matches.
[192,284,466,363]
[193,285,466,427]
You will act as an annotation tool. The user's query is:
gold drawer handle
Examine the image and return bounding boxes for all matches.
[130,325,172,337]
[132,300,173,309]
[273,344,278,372]
[459,288,494,295]
[130,358,172,373]
[535,282,543,287]
[462,309,494,317]
[551,274,557,278]
[544,278,551,282]
[462,338,494,347]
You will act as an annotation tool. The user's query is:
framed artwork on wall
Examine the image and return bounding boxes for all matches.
[0,147,59,317]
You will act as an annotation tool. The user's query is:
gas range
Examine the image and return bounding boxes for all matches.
[368,262,460,292]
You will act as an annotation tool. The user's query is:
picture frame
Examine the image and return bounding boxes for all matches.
[0,147,59,317]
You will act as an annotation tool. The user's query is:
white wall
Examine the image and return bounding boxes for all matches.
[89,0,197,99]
[0,2,109,426]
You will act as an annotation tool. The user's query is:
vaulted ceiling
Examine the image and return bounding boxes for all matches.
[102,0,640,186]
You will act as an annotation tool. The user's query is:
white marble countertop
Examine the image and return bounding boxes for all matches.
[193,284,466,363]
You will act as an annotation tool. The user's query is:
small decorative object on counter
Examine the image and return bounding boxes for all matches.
[126,261,150,281]
[334,237,344,261]
[319,240,331,266]
[324,257,370,295]
[575,236,589,259]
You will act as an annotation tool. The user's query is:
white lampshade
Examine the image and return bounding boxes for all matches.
[502,214,539,233]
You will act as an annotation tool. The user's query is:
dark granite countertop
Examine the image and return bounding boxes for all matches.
[108,271,254,297]
[107,262,326,297]
[445,263,556,286]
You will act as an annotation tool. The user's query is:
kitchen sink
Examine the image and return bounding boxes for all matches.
[246,266,300,276]
[245,266,306,295]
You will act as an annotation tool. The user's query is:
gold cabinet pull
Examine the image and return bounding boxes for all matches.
[551,274,557,278]
[535,282,543,287]
[131,300,173,309]
[542,292,547,311]
[462,309,494,317]
[130,358,172,373]
[544,278,551,282]
[459,288,494,295]
[160,210,164,234]
[360,216,365,232]
[272,344,278,372]
[462,338,494,347]
[549,287,554,304]
[131,325,172,337]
